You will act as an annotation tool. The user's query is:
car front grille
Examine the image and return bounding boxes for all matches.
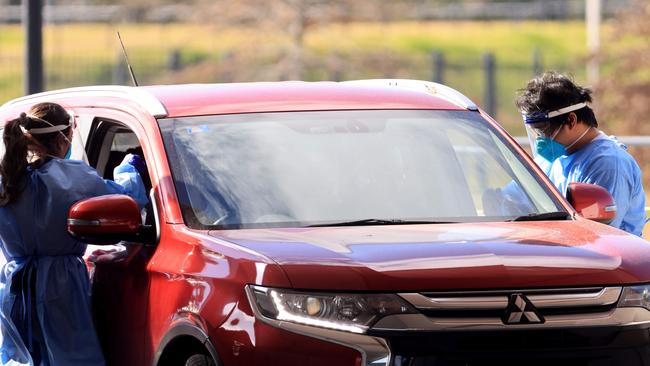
[401,287,621,326]
[366,287,650,366]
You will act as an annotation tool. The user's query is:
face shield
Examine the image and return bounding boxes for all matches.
[22,110,88,161]
[65,110,88,162]
[524,119,559,157]
[522,102,587,159]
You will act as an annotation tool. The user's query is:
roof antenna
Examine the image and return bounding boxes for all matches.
[117,31,139,87]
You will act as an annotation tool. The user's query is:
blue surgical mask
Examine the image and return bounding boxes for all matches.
[534,124,568,162]
[535,136,566,162]
[61,129,73,160]
[535,125,593,162]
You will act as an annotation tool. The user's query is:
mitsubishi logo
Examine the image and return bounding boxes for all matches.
[502,293,544,325]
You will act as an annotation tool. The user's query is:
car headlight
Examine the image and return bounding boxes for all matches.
[246,285,416,334]
[619,285,650,310]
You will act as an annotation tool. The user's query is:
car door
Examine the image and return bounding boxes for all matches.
[76,109,158,366]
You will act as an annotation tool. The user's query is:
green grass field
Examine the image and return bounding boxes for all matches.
[0,21,596,133]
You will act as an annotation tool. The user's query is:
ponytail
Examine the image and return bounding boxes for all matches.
[0,102,72,205]
[0,114,29,206]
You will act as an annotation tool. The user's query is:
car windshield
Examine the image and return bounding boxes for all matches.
[159,110,566,229]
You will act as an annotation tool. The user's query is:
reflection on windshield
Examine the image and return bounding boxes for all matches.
[160,110,563,229]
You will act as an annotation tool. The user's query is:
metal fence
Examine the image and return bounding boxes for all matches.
[0,0,634,24]
[0,48,580,135]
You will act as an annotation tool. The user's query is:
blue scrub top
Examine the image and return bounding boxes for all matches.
[0,158,147,366]
[548,134,646,236]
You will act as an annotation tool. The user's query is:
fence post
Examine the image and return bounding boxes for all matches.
[533,49,543,76]
[483,52,496,117]
[24,0,43,94]
[432,51,445,84]
[330,52,343,81]
[168,49,182,72]
[331,68,343,82]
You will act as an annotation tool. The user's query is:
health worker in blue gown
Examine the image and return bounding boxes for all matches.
[0,103,148,366]
[516,72,646,236]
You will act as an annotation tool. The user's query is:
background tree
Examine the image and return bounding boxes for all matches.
[597,0,650,185]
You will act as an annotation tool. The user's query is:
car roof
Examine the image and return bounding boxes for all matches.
[1,80,478,119]
[144,80,476,118]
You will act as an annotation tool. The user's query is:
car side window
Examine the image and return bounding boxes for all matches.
[82,117,155,260]
[85,118,155,234]
[86,118,151,190]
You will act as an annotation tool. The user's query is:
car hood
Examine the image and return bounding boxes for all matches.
[210,220,650,291]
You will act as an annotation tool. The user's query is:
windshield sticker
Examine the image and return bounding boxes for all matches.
[186,125,210,134]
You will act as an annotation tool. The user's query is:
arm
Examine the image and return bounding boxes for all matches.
[63,157,149,207]
[110,153,149,208]
[482,181,535,217]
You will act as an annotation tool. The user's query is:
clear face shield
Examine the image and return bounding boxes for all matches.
[22,110,88,162]
[522,102,588,160]
[525,125,538,156]
[523,111,558,160]
[65,110,89,162]
[525,121,553,158]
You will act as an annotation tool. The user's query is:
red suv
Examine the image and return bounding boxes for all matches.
[1,80,650,366]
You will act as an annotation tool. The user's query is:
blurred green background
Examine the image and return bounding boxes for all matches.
[0,18,593,135]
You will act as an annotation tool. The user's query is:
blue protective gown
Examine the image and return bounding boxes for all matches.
[0,157,147,366]
[533,154,553,176]
[548,134,646,236]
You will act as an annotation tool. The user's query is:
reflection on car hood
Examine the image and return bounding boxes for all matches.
[209,220,650,291]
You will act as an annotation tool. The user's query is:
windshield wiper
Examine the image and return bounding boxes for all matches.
[306,218,456,227]
[507,211,571,222]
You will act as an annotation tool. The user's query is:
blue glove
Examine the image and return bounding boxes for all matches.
[124,153,147,178]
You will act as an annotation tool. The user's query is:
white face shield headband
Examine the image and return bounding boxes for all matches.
[19,112,81,160]
[20,113,72,139]
[522,102,588,125]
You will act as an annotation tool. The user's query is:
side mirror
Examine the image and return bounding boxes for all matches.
[68,194,142,244]
[566,182,617,224]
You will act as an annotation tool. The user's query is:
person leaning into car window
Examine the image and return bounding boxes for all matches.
[516,71,646,236]
[0,102,148,366]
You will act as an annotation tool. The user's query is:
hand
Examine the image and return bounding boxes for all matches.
[123,153,147,176]
[88,246,128,263]
[87,247,118,263]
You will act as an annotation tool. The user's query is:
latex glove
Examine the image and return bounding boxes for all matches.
[123,153,147,177]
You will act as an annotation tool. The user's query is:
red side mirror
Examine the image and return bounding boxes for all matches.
[566,182,616,224]
[68,194,142,244]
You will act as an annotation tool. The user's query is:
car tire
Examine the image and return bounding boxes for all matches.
[185,354,215,366]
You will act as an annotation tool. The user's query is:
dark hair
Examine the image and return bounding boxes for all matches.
[516,71,597,129]
[0,102,72,206]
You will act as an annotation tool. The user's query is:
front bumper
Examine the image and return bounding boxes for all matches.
[246,286,650,366]
[383,325,650,365]
[265,320,392,366]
